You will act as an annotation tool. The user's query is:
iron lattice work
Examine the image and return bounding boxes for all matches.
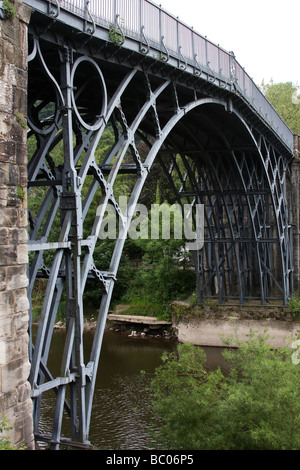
[27,28,293,448]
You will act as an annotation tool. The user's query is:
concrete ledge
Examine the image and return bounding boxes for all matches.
[173,316,300,348]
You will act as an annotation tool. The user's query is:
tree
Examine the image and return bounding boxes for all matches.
[150,333,300,450]
[262,81,300,134]
[122,202,195,307]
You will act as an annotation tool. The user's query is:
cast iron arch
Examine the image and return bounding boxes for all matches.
[27,41,292,448]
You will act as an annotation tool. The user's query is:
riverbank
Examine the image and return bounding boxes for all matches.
[49,300,300,348]
[104,300,300,348]
[106,311,175,340]
[171,300,300,348]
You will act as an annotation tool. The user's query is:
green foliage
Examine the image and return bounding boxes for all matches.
[2,0,16,20]
[151,333,300,450]
[289,294,300,319]
[0,416,25,450]
[16,185,26,202]
[262,81,300,134]
[16,112,27,129]
[123,238,195,307]
[119,302,170,320]
[108,23,125,46]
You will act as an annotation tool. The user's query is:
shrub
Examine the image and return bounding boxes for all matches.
[151,333,300,450]
[2,0,16,19]
[289,294,300,319]
[0,416,25,450]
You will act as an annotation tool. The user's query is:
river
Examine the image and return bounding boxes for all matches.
[36,328,227,450]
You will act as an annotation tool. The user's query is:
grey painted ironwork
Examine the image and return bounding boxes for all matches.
[0,1,5,19]
[23,0,294,449]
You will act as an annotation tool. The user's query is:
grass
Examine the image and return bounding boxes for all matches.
[117,295,171,321]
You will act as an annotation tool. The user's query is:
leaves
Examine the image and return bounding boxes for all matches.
[262,81,300,134]
[151,333,300,450]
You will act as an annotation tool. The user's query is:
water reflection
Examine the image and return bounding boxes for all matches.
[37,329,227,450]
[87,332,177,450]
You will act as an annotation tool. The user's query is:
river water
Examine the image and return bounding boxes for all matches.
[37,329,227,450]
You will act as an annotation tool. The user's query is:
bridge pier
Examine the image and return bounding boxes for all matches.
[0,1,34,449]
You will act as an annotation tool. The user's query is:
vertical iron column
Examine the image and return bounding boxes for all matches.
[53,46,87,447]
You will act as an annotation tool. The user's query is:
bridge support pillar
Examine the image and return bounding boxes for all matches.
[291,135,300,295]
[0,1,34,449]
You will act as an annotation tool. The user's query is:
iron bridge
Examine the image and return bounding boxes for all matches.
[22,0,294,449]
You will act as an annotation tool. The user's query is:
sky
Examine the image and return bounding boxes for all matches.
[157,0,299,87]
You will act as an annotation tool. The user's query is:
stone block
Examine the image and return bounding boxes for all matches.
[0,244,17,266]
[0,340,6,366]
[0,207,18,226]
[0,267,6,291]
[18,2,32,26]
[10,122,25,151]
[0,162,10,185]
[1,357,31,394]
[17,243,28,264]
[0,334,28,366]
[0,314,13,340]
[0,227,8,244]
[14,288,29,313]
[13,87,27,116]
[6,265,28,290]
[0,79,13,115]
[0,187,8,207]
[15,228,28,244]
[1,42,16,76]
[0,140,16,163]
[7,187,19,207]
[0,121,12,140]
[13,313,30,338]
[0,290,14,317]
[3,227,27,245]
[16,141,27,165]
[17,382,31,404]
[0,385,18,410]
[18,164,27,187]
[15,68,28,93]
[17,206,28,228]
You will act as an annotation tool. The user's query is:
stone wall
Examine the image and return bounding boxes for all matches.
[173,316,300,349]
[171,301,300,348]
[0,0,34,449]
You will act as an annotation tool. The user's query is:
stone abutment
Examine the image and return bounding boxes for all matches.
[0,0,34,450]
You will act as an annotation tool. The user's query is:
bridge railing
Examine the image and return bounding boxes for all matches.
[48,0,293,151]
